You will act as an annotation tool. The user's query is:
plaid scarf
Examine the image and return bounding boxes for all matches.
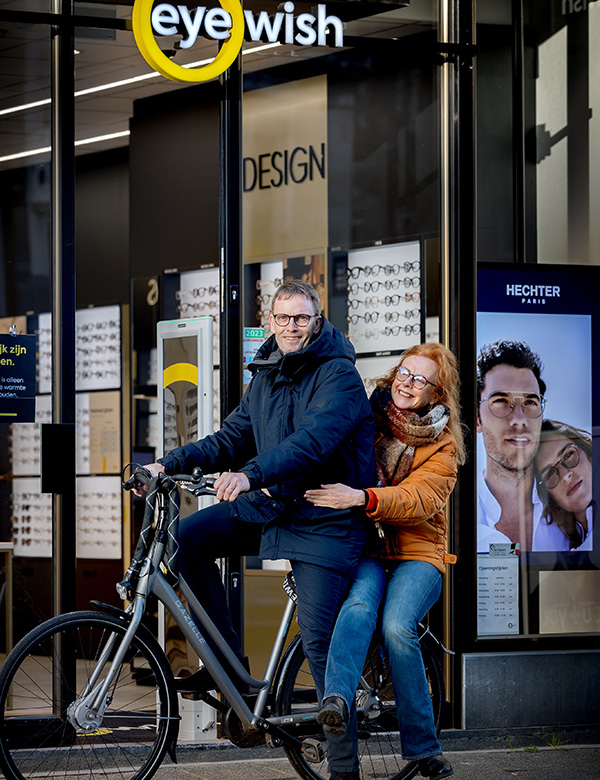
[371,387,450,487]
[369,388,450,552]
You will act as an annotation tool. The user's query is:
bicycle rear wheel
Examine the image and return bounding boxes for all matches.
[0,610,178,780]
[276,633,444,780]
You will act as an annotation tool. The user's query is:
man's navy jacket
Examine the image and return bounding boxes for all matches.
[159,317,375,572]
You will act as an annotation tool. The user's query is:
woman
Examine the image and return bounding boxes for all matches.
[305,342,466,780]
[535,419,593,551]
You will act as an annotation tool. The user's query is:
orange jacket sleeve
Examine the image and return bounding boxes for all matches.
[365,430,458,527]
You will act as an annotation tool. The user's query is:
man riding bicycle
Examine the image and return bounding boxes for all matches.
[138,280,374,703]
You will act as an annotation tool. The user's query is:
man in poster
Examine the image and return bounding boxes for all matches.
[476,340,571,552]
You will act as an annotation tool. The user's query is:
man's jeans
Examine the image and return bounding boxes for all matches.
[178,502,353,695]
[325,557,443,771]
[178,501,262,662]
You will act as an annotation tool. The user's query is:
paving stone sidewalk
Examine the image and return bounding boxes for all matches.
[155,744,600,780]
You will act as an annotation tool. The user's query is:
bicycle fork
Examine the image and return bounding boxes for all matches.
[66,597,146,733]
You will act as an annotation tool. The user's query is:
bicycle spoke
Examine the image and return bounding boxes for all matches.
[0,612,177,780]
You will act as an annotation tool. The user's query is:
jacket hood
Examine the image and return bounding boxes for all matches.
[249,317,356,375]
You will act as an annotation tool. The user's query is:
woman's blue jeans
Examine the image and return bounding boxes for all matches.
[324,557,443,771]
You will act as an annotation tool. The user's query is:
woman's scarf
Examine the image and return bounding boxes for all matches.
[369,387,450,550]
[371,387,450,486]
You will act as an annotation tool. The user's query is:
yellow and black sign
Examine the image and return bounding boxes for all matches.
[132,0,344,83]
[0,334,37,422]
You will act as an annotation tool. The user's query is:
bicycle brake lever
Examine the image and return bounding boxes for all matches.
[173,474,217,496]
[183,480,217,497]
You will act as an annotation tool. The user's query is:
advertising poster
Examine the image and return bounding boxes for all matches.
[476,264,600,636]
[0,334,36,422]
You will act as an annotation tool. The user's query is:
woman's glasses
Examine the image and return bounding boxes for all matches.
[395,366,436,390]
[539,444,581,490]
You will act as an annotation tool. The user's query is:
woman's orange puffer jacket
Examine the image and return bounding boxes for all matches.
[364,428,458,575]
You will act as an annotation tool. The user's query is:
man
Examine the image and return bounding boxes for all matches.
[476,340,567,552]
[140,280,374,696]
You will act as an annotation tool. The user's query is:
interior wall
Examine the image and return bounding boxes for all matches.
[0,165,51,317]
[129,83,221,279]
[476,24,515,263]
[76,147,130,308]
[327,34,439,249]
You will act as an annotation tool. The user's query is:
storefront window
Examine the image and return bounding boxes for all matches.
[241,1,442,397]
[475,0,600,639]
[0,19,51,646]
[534,0,599,265]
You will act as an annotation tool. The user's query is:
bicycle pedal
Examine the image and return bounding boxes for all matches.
[302,737,325,763]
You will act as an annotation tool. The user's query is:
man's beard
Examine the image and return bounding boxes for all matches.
[484,438,537,475]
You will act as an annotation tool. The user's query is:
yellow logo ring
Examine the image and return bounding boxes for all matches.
[132,0,245,83]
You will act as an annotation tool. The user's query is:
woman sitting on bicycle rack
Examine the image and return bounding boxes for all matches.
[305,342,466,780]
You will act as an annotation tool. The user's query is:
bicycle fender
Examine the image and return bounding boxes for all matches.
[90,601,181,756]
[90,600,132,621]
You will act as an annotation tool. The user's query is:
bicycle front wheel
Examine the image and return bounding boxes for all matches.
[0,610,178,780]
[276,633,445,780]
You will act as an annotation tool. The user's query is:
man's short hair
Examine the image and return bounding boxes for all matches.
[272,280,322,315]
[477,340,546,401]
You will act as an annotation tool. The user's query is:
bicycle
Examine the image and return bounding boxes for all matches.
[0,467,450,780]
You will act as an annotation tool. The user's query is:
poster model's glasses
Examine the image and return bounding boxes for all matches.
[538,444,581,490]
[479,392,546,419]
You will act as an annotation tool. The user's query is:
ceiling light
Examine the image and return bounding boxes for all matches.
[0,130,130,164]
[75,130,131,147]
[0,42,282,117]
[0,99,51,118]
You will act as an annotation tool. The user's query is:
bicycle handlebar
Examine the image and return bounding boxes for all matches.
[122,466,154,491]
[122,465,217,496]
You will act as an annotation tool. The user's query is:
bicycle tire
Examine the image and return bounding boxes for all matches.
[275,632,445,780]
[0,610,178,780]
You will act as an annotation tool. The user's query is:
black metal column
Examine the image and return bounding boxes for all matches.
[219,54,244,648]
[49,0,76,618]
[511,0,526,263]
[439,0,477,729]
[567,10,590,263]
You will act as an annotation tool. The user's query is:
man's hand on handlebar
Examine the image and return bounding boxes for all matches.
[130,463,165,497]
[128,464,249,501]
[214,471,250,502]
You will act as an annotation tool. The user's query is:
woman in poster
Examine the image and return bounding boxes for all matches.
[535,420,594,551]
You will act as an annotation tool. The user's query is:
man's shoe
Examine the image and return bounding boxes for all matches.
[175,666,217,693]
[329,772,360,780]
[317,696,348,735]
[418,754,454,780]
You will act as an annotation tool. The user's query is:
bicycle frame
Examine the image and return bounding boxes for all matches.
[71,480,312,744]
[154,571,297,729]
